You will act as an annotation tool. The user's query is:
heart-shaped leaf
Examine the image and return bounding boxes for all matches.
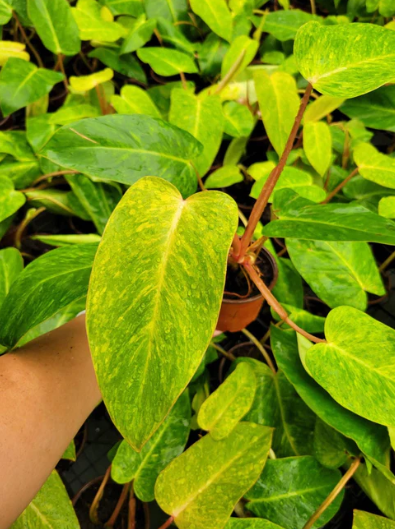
[0,175,25,223]
[87,177,238,450]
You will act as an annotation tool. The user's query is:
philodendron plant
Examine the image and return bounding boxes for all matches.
[4,0,395,528]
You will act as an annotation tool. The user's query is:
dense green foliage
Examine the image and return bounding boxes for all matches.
[2,0,395,528]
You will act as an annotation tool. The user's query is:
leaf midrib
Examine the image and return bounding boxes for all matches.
[248,483,330,503]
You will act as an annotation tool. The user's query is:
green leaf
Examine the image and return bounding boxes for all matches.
[353,511,395,529]
[30,233,101,246]
[88,47,147,83]
[353,463,395,520]
[120,15,156,54]
[72,0,126,42]
[304,95,345,123]
[65,174,121,234]
[271,326,392,482]
[39,115,202,198]
[25,188,91,218]
[254,70,300,156]
[199,33,230,77]
[144,0,188,23]
[0,244,97,348]
[354,143,395,189]
[11,471,79,529]
[205,165,243,189]
[62,440,77,461]
[111,85,161,118]
[303,121,332,176]
[286,239,385,311]
[313,419,352,469]
[155,422,272,529]
[379,197,395,218]
[235,358,316,458]
[169,90,224,176]
[225,520,283,529]
[306,307,395,428]
[245,456,343,529]
[198,363,256,440]
[137,47,198,76]
[272,304,325,334]
[190,0,232,42]
[156,17,195,55]
[295,22,395,98]
[223,102,254,138]
[0,58,64,117]
[111,391,191,501]
[27,0,81,56]
[250,166,326,203]
[0,247,23,308]
[103,0,144,16]
[0,0,12,24]
[221,36,259,79]
[264,189,395,244]
[263,10,320,41]
[0,41,30,65]
[87,177,238,450]
[341,86,395,132]
[0,131,35,161]
[0,176,25,223]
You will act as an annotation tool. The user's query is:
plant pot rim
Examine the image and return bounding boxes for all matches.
[222,246,278,305]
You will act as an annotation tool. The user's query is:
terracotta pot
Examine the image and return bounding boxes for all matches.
[216,247,278,333]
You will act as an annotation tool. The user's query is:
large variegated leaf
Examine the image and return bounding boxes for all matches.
[305,307,395,428]
[39,115,203,198]
[354,143,395,189]
[87,177,238,450]
[295,22,395,98]
[11,471,79,529]
[155,423,272,529]
[353,511,395,529]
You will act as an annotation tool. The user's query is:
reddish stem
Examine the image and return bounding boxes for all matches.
[243,260,325,344]
[158,516,175,529]
[321,168,359,204]
[236,84,313,260]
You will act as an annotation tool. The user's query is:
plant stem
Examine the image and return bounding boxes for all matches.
[180,71,187,90]
[15,207,46,249]
[321,168,359,204]
[128,488,136,529]
[158,516,174,529]
[379,250,395,272]
[95,84,107,115]
[241,328,276,373]
[214,50,246,95]
[302,457,361,529]
[143,502,150,529]
[89,464,112,524]
[310,0,316,15]
[237,84,313,260]
[243,261,325,343]
[13,12,44,68]
[57,54,69,91]
[105,482,130,528]
[31,170,79,187]
[212,342,236,361]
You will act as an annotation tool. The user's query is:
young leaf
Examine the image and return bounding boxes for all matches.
[271,326,392,482]
[306,307,395,428]
[353,511,395,529]
[111,391,191,501]
[190,0,232,42]
[25,188,91,218]
[263,10,320,41]
[341,86,395,132]
[304,95,345,123]
[264,189,395,245]
[245,457,344,529]
[354,143,395,189]
[205,165,243,189]
[254,70,300,156]
[72,0,126,42]
[286,239,385,311]
[303,121,332,176]
[379,197,395,219]
[155,423,272,529]
[69,68,113,92]
[0,247,23,308]
[221,36,259,79]
[0,176,25,223]
[31,234,101,247]
[65,174,121,234]
[39,115,202,198]
[111,85,161,118]
[0,58,64,116]
[137,47,198,76]
[27,0,81,56]
[295,22,395,98]
[169,90,224,176]
[87,177,238,450]
[120,15,156,54]
[0,41,29,65]
[353,463,395,520]
[235,358,316,458]
[11,471,79,529]
[0,244,98,348]
[198,363,256,440]
[223,102,255,138]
